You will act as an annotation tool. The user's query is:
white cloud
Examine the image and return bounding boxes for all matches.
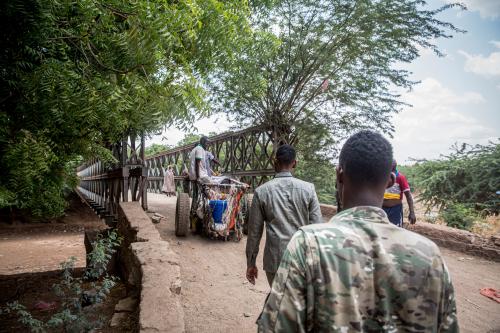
[446,0,500,19]
[391,78,496,163]
[459,41,500,77]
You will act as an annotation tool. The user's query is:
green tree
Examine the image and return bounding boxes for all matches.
[145,143,172,157]
[406,141,500,215]
[209,0,464,143]
[293,114,338,204]
[0,0,253,217]
[177,133,202,147]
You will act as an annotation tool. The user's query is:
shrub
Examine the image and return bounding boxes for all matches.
[440,203,476,230]
[404,141,500,216]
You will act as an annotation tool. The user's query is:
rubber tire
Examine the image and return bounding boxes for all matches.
[242,194,253,235]
[175,193,190,237]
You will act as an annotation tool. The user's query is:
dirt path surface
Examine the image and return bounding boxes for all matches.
[440,247,500,333]
[0,197,103,275]
[150,194,268,333]
[0,231,86,274]
[0,198,134,332]
[148,193,500,333]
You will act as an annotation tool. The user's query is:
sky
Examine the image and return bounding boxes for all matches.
[150,0,500,164]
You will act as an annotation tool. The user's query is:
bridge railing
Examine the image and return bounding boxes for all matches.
[76,132,148,225]
[145,125,276,192]
[77,125,279,223]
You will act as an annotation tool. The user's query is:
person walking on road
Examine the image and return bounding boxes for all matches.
[245,144,322,287]
[382,159,417,226]
[258,131,458,333]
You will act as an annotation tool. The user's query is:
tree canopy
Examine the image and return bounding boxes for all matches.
[209,0,464,143]
[402,141,500,215]
[0,0,467,217]
[0,0,253,217]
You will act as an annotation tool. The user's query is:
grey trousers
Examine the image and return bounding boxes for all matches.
[266,272,275,287]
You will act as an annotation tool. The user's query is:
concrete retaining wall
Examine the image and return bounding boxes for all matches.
[118,202,184,333]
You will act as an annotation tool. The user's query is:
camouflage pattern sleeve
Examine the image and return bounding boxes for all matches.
[438,261,459,332]
[258,230,312,333]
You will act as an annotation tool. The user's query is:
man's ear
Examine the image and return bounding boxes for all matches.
[386,172,396,189]
[292,160,297,169]
[336,166,343,184]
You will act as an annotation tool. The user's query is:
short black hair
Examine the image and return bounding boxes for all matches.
[339,130,393,186]
[276,144,296,165]
[200,136,209,145]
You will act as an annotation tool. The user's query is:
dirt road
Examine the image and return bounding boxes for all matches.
[149,193,500,333]
[0,198,103,275]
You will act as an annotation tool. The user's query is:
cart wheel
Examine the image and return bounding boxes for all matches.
[175,193,190,237]
[242,194,253,235]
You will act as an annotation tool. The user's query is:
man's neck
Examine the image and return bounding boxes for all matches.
[342,191,383,210]
[275,169,293,175]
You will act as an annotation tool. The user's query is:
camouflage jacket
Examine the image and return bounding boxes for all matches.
[258,206,458,333]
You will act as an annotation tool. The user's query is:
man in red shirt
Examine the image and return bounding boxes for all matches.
[382,160,416,226]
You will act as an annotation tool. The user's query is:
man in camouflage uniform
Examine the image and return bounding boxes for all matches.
[258,130,458,332]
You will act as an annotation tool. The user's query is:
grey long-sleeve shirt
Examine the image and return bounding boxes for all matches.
[245,171,322,273]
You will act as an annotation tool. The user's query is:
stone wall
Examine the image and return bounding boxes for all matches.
[118,202,184,333]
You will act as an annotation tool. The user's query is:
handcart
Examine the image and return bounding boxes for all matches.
[175,177,250,241]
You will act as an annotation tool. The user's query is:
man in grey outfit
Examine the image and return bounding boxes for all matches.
[245,144,322,286]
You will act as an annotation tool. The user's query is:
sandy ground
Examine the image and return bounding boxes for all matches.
[150,194,268,333]
[441,247,500,333]
[1,193,498,332]
[0,199,134,332]
[0,231,86,274]
[148,193,500,333]
[0,198,103,275]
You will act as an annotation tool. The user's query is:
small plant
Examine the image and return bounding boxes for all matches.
[1,230,122,332]
[440,203,477,231]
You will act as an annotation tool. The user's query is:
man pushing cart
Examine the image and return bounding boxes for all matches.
[174,136,249,241]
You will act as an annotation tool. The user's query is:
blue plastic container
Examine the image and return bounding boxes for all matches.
[209,200,228,224]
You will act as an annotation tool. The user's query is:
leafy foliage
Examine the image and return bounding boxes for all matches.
[1,229,122,332]
[293,114,338,204]
[0,0,253,217]
[441,203,476,230]
[209,0,464,143]
[404,141,500,215]
[144,143,171,157]
[177,133,202,147]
